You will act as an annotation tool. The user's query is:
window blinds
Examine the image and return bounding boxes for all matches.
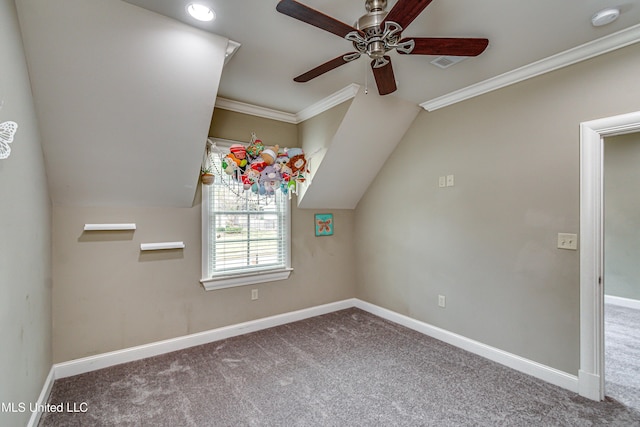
[207,161,288,277]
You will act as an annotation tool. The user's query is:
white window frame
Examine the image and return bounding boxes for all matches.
[200,138,292,291]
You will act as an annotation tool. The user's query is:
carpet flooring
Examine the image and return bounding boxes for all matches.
[40,308,640,426]
[605,302,640,412]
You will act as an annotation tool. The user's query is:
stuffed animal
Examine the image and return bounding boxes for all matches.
[260,145,279,165]
[246,139,264,158]
[226,152,247,168]
[241,168,260,190]
[286,147,303,157]
[250,159,266,172]
[261,165,281,194]
[288,153,307,174]
[221,155,237,175]
[229,144,247,160]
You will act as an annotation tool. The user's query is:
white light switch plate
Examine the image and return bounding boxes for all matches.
[557,233,578,250]
[439,176,446,188]
[446,175,454,187]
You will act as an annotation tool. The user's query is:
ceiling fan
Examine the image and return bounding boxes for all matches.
[276,0,489,95]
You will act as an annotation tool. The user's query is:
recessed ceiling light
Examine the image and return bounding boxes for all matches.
[187,3,215,22]
[591,8,620,27]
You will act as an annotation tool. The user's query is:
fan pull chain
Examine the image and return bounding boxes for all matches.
[364,60,369,95]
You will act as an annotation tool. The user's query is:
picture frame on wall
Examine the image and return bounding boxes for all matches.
[315,213,333,236]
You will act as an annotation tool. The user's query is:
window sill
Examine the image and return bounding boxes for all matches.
[200,268,293,291]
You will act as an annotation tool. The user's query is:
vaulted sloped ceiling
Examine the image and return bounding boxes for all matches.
[298,86,420,209]
[16,0,228,207]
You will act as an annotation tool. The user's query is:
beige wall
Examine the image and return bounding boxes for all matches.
[604,132,640,301]
[0,0,52,425]
[52,111,356,362]
[355,42,640,375]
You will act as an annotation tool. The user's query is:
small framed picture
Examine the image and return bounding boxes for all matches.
[315,213,333,236]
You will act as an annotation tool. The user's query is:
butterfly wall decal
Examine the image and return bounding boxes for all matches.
[0,121,18,160]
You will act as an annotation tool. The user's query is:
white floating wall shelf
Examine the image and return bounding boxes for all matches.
[140,242,185,251]
[84,223,137,231]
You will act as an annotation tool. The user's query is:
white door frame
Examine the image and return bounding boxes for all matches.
[579,110,640,400]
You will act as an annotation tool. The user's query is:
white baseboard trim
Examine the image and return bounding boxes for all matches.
[54,298,356,379]
[36,297,579,412]
[605,294,640,310]
[353,299,579,393]
[26,366,55,427]
[578,369,602,401]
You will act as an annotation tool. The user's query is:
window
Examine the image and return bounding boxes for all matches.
[201,139,292,290]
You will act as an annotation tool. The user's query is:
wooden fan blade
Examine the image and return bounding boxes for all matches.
[371,57,397,96]
[276,0,360,38]
[400,37,489,56]
[294,54,355,82]
[383,0,433,29]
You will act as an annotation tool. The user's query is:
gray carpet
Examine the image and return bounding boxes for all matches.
[605,302,640,412]
[40,308,640,426]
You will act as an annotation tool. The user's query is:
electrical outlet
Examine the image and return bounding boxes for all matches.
[251,289,258,300]
[438,295,446,308]
[446,175,454,187]
[557,233,578,250]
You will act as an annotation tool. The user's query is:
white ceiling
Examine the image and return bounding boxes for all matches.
[123,0,640,114]
[14,0,640,208]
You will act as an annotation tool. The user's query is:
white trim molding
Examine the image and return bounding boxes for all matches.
[421,23,640,111]
[353,300,579,393]
[579,110,640,401]
[605,295,640,310]
[41,298,578,398]
[53,299,356,379]
[215,84,360,124]
[26,367,55,427]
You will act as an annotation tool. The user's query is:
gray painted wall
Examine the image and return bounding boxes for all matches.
[354,42,640,375]
[0,1,52,425]
[52,113,357,362]
[604,132,640,301]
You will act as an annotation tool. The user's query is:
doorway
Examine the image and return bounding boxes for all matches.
[579,110,640,401]
[603,132,640,410]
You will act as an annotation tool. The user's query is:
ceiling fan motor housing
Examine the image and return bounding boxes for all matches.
[355,0,394,59]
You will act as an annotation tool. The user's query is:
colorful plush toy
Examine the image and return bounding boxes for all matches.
[260,145,279,165]
[229,144,247,160]
[260,165,281,194]
[288,153,307,174]
[241,168,260,190]
[226,152,247,168]
[246,138,264,158]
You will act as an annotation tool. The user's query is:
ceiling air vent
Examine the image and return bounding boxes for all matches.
[430,56,466,69]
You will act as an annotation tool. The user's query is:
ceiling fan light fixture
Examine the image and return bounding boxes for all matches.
[187,3,215,22]
[591,8,620,27]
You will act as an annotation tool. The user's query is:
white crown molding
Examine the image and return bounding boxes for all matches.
[215,97,298,124]
[295,83,360,122]
[215,83,360,124]
[421,23,640,112]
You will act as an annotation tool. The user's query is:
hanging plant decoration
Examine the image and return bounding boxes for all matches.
[201,141,215,185]
[0,121,18,160]
[212,132,309,199]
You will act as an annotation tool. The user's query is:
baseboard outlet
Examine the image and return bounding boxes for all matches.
[605,294,640,310]
[54,298,356,379]
[353,299,579,393]
[26,366,55,427]
[36,297,580,412]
